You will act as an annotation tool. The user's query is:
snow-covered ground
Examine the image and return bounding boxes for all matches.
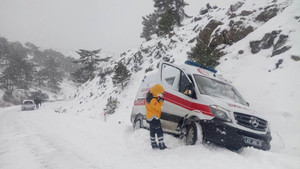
[0,102,299,169]
[1,0,299,168]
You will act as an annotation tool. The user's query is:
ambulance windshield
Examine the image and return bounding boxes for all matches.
[194,74,247,106]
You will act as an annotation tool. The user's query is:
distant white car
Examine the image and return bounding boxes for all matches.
[21,100,36,111]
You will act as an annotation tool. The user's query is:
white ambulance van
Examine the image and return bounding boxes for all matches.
[131,60,272,150]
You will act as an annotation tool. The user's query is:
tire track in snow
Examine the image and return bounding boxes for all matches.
[0,107,101,169]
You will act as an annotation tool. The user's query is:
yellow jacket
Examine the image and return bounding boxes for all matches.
[146,84,164,121]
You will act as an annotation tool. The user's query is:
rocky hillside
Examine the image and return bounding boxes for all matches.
[62,0,299,124]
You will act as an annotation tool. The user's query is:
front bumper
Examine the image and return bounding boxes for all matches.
[201,118,272,150]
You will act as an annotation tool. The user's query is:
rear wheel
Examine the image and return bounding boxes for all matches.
[185,121,203,145]
[133,117,143,131]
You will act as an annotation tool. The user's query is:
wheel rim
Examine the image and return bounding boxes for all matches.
[134,119,141,130]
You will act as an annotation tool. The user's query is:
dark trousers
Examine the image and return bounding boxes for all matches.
[148,119,164,144]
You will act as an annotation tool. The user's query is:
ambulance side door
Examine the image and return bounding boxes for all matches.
[159,62,194,133]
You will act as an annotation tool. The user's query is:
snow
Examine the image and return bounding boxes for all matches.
[0,102,299,169]
[0,0,300,168]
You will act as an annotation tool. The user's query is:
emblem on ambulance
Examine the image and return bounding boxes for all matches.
[249,117,259,128]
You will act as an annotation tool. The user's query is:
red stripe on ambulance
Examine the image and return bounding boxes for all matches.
[164,92,214,117]
[134,99,145,106]
[133,92,214,117]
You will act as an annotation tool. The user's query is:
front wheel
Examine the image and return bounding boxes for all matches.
[185,121,203,145]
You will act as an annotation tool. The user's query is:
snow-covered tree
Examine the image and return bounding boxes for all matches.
[72,49,102,84]
[141,0,188,39]
[112,61,131,90]
[0,41,35,90]
[157,9,175,36]
[42,57,63,93]
[140,13,159,41]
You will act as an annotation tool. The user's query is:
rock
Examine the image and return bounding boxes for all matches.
[211,20,253,47]
[168,32,175,38]
[255,7,279,22]
[228,20,234,27]
[274,34,289,50]
[188,38,196,43]
[291,55,300,61]
[206,3,212,9]
[271,46,291,57]
[229,13,237,19]
[238,50,244,54]
[260,30,281,49]
[193,17,202,22]
[230,2,244,12]
[275,59,283,69]
[162,56,170,62]
[249,30,281,54]
[199,20,223,45]
[145,66,154,73]
[240,10,253,16]
[192,24,199,31]
[200,3,212,15]
[250,41,262,54]
[200,8,209,15]
[170,39,177,44]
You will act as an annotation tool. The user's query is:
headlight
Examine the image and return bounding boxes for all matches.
[210,105,232,122]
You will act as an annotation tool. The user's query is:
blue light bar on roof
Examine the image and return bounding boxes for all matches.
[184,60,217,73]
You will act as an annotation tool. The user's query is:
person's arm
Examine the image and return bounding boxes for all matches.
[150,99,163,111]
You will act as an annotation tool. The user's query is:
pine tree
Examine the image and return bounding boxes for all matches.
[173,0,189,26]
[140,13,159,41]
[72,49,102,84]
[141,0,188,40]
[0,41,35,90]
[157,9,175,36]
[42,57,63,93]
[187,41,221,68]
[34,69,47,88]
[112,61,131,90]
[0,37,9,62]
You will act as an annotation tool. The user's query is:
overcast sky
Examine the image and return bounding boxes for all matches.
[0,0,202,55]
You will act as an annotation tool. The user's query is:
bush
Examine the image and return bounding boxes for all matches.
[29,90,49,101]
[103,97,119,115]
[2,90,20,104]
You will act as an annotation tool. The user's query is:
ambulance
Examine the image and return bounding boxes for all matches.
[131,60,272,150]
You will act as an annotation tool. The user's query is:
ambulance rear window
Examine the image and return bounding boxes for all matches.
[165,77,175,85]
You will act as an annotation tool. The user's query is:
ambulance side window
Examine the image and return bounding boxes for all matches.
[161,64,180,90]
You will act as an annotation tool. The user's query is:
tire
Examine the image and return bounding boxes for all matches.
[185,121,203,145]
[133,116,143,131]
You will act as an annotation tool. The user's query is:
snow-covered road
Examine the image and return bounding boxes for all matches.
[0,102,299,169]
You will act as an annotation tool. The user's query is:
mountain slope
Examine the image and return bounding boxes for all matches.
[63,0,299,154]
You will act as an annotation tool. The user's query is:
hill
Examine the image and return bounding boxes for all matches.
[61,0,299,153]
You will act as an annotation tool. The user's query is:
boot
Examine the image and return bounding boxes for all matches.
[151,142,158,149]
[159,142,167,150]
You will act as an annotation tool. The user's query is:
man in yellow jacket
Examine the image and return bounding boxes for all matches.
[146,84,167,150]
